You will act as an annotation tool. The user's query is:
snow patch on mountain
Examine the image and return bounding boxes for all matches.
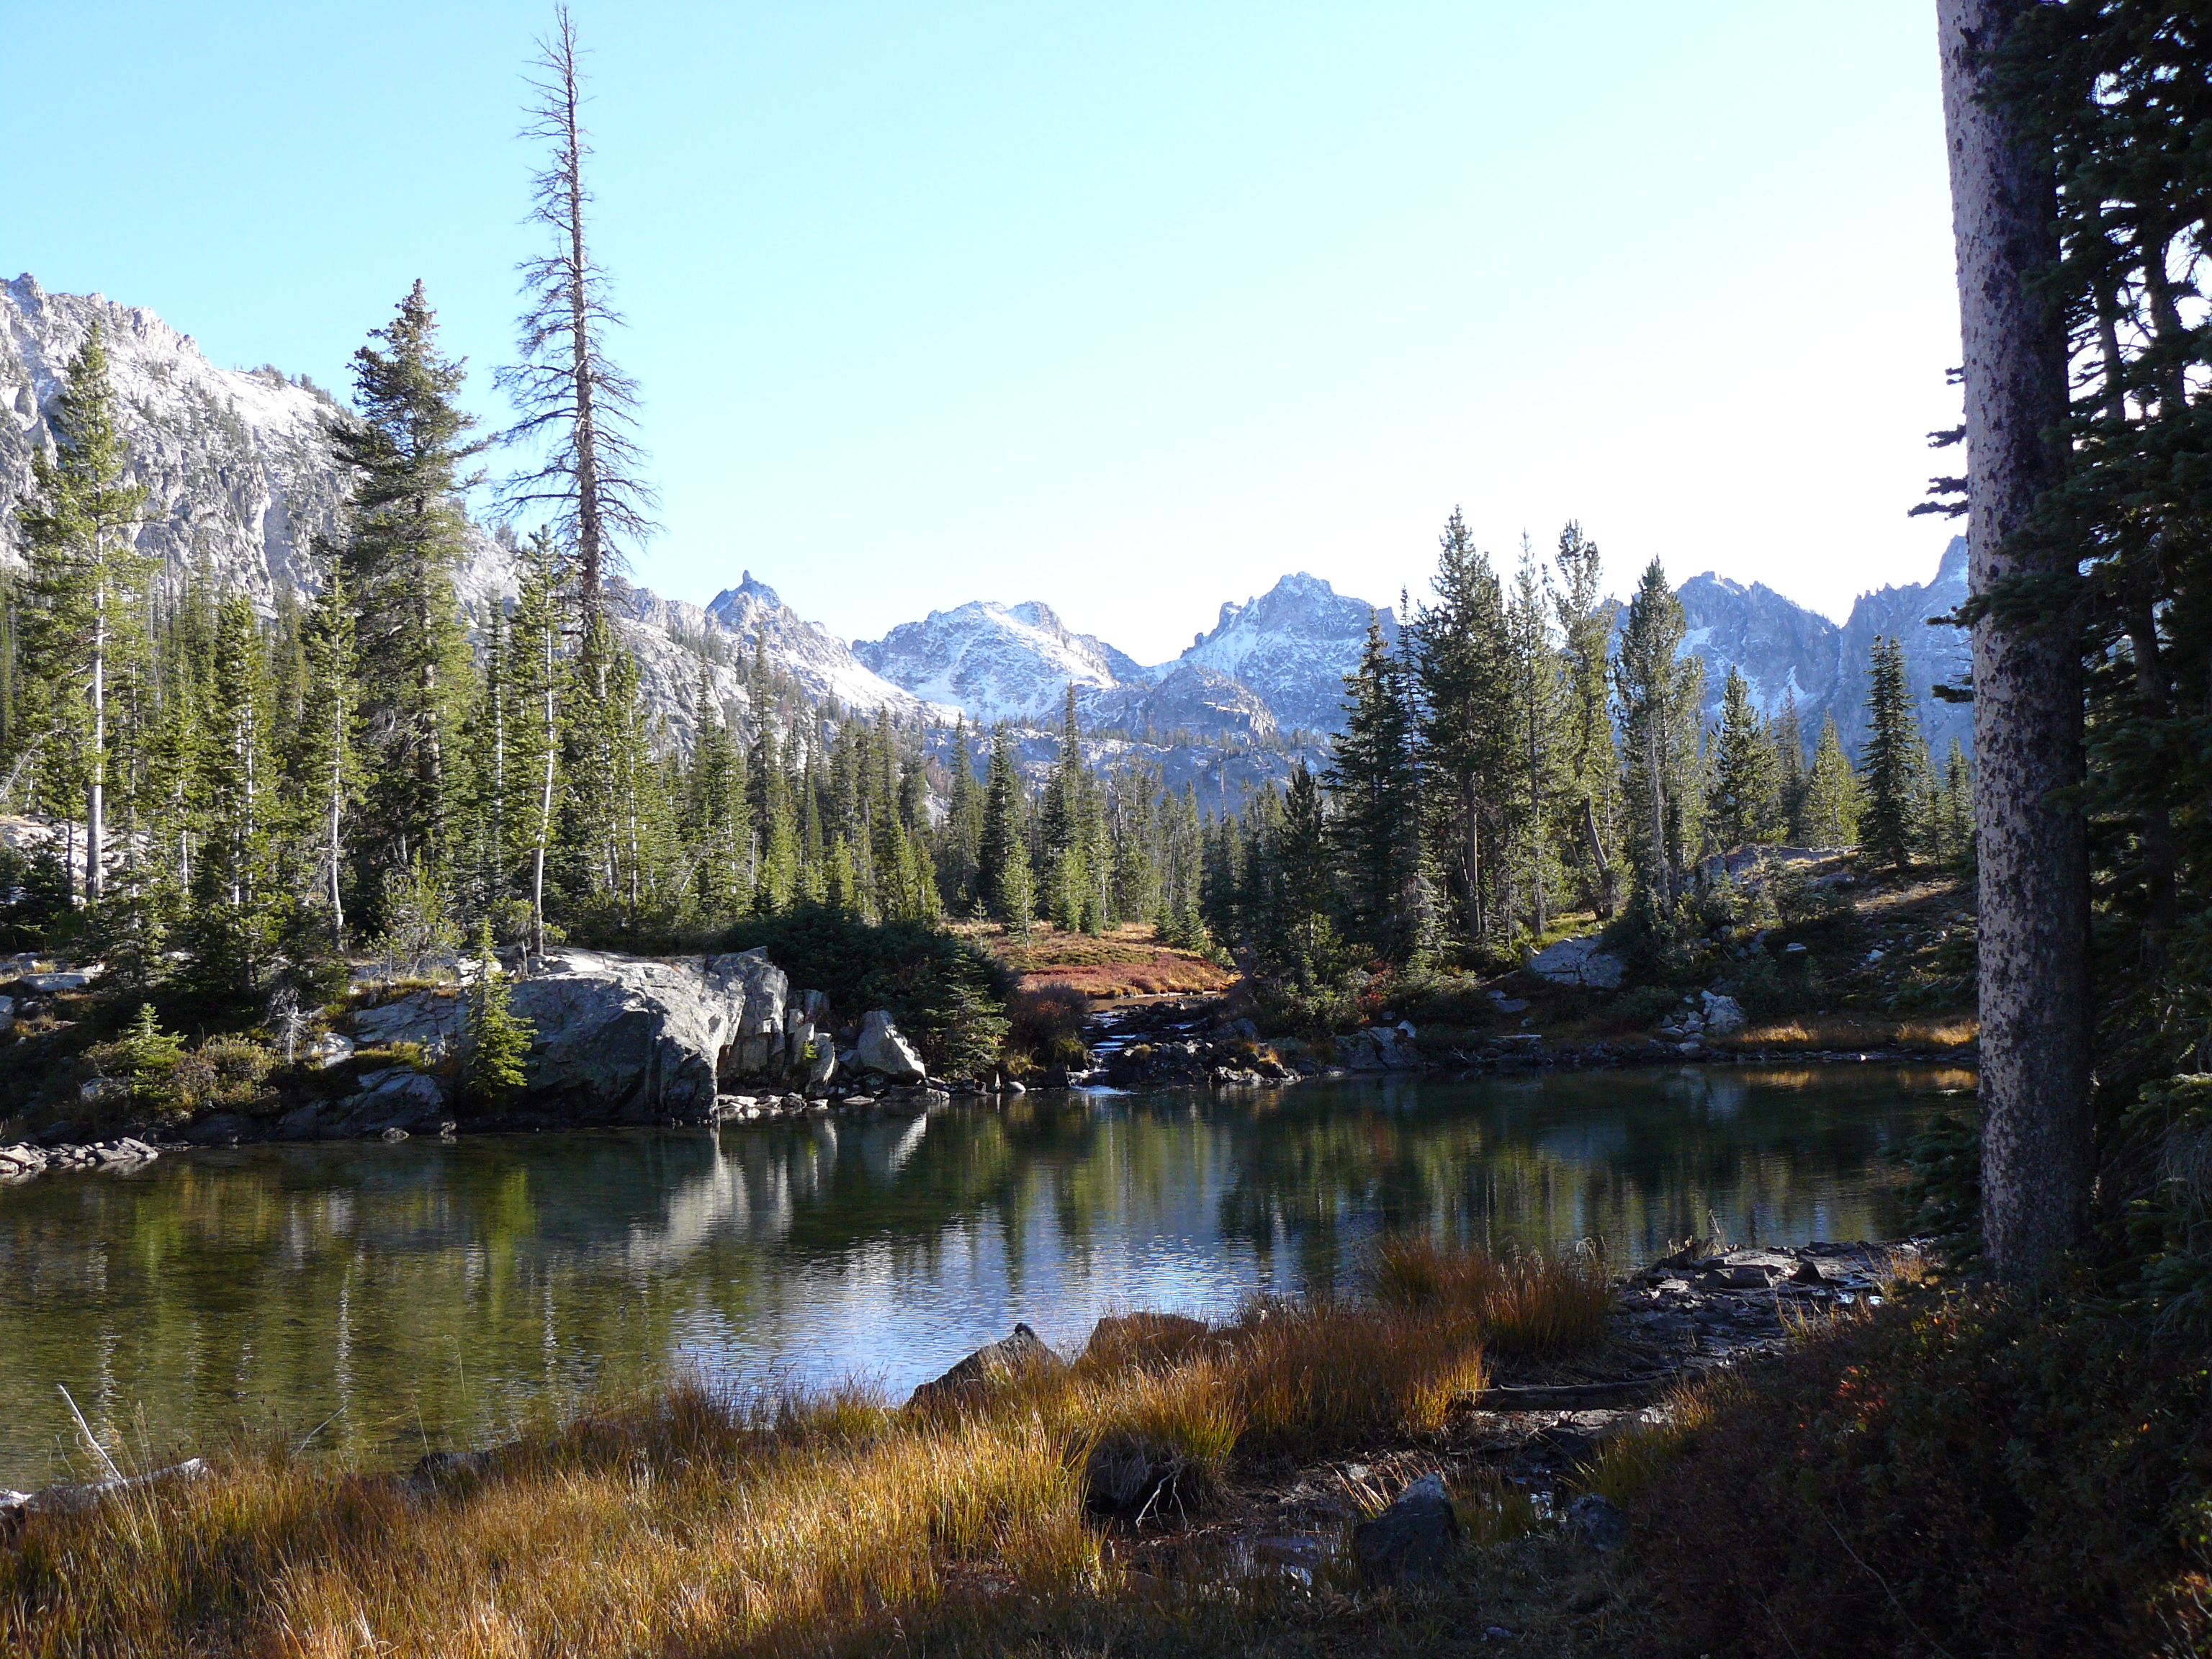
[853,598,1141,724]
[707,572,952,723]
[1169,571,1398,736]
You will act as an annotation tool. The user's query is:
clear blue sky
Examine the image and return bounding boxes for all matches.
[5,1,1961,662]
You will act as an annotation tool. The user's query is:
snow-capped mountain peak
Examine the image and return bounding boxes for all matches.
[852,598,1142,725]
[1172,571,1398,735]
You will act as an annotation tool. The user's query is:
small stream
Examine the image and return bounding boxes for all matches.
[0,1066,1965,1490]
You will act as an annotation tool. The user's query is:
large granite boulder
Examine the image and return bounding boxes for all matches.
[706,949,788,1080]
[856,1010,926,1082]
[340,948,821,1123]
[1527,935,1626,990]
[506,950,733,1121]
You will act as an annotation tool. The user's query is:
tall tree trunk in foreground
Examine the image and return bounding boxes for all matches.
[1937,0,2090,1285]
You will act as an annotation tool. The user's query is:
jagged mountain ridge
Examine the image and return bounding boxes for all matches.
[1674,537,1972,759]
[0,276,1972,797]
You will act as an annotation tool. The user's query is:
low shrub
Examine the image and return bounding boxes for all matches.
[1609,984,1681,1028]
[1627,1293,2212,1658]
[1005,983,1092,1071]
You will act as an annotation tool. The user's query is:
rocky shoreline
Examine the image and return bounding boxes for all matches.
[0,938,1974,1188]
[0,1233,1915,1572]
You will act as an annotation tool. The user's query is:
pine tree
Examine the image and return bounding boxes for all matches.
[1413,508,1511,943]
[1859,634,1926,873]
[1800,714,1861,848]
[1504,538,1565,938]
[507,529,567,953]
[979,726,1034,927]
[15,322,153,902]
[1769,691,1808,838]
[336,282,483,914]
[461,921,535,1107]
[186,594,284,1004]
[1328,616,1423,960]
[1709,665,1779,849]
[289,562,361,946]
[1552,521,1621,917]
[1614,557,1704,904]
[1933,738,1974,871]
[1272,760,1334,976]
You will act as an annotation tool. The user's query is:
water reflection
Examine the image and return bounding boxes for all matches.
[0,1067,1959,1488]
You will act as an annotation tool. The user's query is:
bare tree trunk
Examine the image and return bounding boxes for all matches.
[86,575,106,902]
[533,618,557,960]
[1581,799,1616,920]
[1463,777,1481,940]
[1938,0,2091,1285]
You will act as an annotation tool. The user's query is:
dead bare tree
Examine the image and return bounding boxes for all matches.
[495,4,659,615]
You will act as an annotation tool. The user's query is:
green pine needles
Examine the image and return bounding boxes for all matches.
[461,923,534,1109]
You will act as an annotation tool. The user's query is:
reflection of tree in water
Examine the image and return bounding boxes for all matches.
[1211,1069,1946,1285]
[0,1069,1951,1488]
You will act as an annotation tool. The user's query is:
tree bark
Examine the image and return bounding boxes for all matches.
[1937,0,2091,1285]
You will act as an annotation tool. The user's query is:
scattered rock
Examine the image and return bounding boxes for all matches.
[1568,1493,1628,1551]
[908,1323,1064,1409]
[855,1010,926,1082]
[1352,1471,1461,1583]
[1701,992,1747,1034]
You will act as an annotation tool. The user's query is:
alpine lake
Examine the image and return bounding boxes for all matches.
[0,1065,1967,1491]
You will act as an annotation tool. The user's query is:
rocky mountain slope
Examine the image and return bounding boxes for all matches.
[1675,537,1970,759]
[1167,572,1399,737]
[1,275,1972,801]
[853,599,1142,725]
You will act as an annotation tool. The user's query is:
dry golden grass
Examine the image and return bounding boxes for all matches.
[0,1241,1608,1658]
[956,921,1238,999]
[1364,1235,1615,1359]
[1725,1013,1979,1052]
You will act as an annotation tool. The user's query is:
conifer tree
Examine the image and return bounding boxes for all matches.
[979,726,1033,927]
[1709,665,1779,848]
[1800,714,1861,848]
[1504,539,1565,938]
[685,670,750,922]
[289,562,362,945]
[1328,617,1422,960]
[1859,634,1927,873]
[1413,508,1511,943]
[1614,557,1704,903]
[509,529,567,952]
[15,323,153,902]
[1272,760,1334,976]
[1933,739,1974,871]
[461,920,535,1107]
[186,594,283,1003]
[1769,691,1808,837]
[1552,521,1621,917]
[336,282,483,912]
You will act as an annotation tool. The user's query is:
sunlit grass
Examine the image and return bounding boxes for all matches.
[0,1238,1594,1658]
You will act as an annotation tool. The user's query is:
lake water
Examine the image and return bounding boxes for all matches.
[0,1066,1966,1489]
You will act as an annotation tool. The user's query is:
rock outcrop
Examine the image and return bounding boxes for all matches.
[855,1010,926,1082]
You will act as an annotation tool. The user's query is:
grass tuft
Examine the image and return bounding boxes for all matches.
[0,1240,1557,1657]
